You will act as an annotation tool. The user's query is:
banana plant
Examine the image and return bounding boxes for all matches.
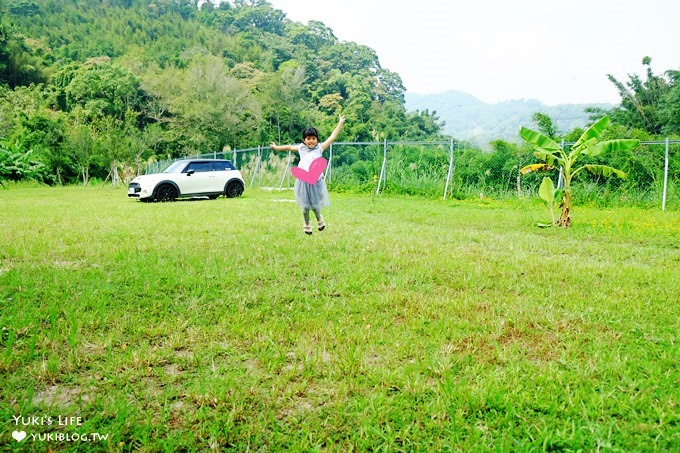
[519,115,639,228]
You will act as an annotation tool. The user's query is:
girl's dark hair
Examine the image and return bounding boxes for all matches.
[302,127,319,140]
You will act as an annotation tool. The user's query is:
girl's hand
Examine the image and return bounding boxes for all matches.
[338,115,345,125]
[270,142,277,150]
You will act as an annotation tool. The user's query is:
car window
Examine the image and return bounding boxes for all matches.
[163,161,187,173]
[212,161,235,171]
[185,162,212,173]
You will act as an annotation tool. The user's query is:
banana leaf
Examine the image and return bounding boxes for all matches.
[572,116,609,149]
[538,176,555,203]
[520,163,554,175]
[580,164,627,179]
[583,139,640,157]
[519,126,561,153]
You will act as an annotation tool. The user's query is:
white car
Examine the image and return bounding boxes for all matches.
[128,159,245,202]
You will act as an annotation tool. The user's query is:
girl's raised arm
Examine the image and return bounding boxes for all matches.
[320,115,345,151]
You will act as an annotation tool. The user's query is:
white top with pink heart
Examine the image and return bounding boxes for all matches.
[297,144,322,171]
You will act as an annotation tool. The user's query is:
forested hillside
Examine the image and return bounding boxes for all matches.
[0,0,444,184]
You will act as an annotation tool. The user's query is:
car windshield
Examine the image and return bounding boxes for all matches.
[163,161,189,173]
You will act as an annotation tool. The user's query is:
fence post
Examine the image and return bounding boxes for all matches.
[557,138,565,188]
[249,147,261,188]
[444,137,455,200]
[278,151,292,191]
[258,146,263,188]
[376,139,387,195]
[662,137,670,211]
[326,143,333,183]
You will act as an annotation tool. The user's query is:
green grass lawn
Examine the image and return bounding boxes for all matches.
[1,185,679,452]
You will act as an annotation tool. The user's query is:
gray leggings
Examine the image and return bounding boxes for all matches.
[302,207,322,223]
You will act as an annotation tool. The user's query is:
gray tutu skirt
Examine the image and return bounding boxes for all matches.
[294,178,330,210]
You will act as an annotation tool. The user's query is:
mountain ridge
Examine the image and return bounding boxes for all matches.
[405,90,612,147]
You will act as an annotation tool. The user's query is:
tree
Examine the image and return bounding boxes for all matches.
[9,0,41,16]
[63,123,97,185]
[659,70,680,135]
[0,21,48,87]
[519,116,639,228]
[170,54,261,152]
[402,109,445,139]
[229,1,285,35]
[59,59,145,123]
[289,20,337,50]
[531,112,558,139]
[0,24,11,84]
[607,57,672,135]
[0,137,47,184]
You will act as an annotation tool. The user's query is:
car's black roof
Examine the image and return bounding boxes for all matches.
[176,158,232,162]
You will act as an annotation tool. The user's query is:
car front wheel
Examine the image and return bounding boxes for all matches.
[225,181,244,198]
[155,184,178,202]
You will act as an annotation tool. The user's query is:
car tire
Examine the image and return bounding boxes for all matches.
[225,181,244,198]
[155,184,178,202]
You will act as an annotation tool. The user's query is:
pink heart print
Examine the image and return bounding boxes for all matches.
[291,157,328,184]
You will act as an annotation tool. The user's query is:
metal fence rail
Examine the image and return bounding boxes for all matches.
[146,139,679,210]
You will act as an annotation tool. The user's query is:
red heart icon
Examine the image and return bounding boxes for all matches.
[291,157,328,184]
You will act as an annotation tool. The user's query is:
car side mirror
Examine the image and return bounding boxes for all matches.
[187,170,195,176]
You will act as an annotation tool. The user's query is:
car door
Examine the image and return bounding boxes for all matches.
[211,160,235,192]
[180,161,214,195]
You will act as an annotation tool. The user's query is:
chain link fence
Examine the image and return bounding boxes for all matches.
[146,139,679,210]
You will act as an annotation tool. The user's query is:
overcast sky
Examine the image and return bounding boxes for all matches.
[266,0,679,105]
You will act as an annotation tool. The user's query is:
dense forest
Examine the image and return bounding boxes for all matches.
[0,0,678,195]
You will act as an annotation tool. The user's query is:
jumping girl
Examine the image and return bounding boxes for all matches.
[270,115,345,234]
